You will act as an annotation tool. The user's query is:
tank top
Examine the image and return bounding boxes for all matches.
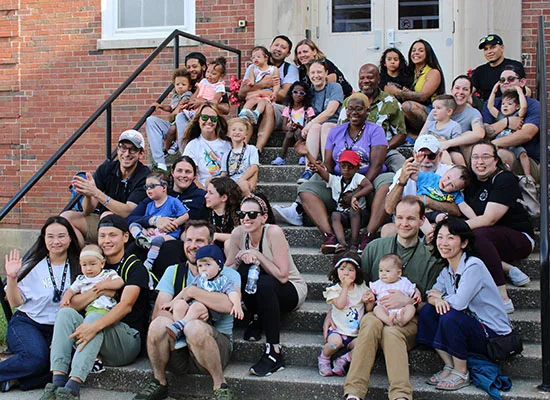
[412,65,435,105]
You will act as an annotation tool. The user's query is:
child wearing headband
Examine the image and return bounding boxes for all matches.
[319,251,374,377]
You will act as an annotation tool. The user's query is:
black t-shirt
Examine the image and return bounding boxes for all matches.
[299,58,353,98]
[465,170,534,236]
[93,160,150,214]
[210,210,236,250]
[379,70,413,91]
[471,58,525,102]
[105,253,151,337]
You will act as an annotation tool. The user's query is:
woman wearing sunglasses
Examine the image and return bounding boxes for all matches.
[0,216,81,392]
[181,102,231,189]
[226,194,307,377]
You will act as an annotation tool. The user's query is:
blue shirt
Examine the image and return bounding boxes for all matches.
[144,196,189,238]
[416,172,464,204]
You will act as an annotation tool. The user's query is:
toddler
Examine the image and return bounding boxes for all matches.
[220,118,259,196]
[370,254,419,327]
[163,245,243,349]
[238,46,280,125]
[129,173,190,282]
[190,56,227,104]
[271,82,315,166]
[488,85,532,181]
[319,251,373,376]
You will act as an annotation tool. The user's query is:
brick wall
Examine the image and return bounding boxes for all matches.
[521,0,550,93]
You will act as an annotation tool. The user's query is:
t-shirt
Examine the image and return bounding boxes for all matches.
[170,91,193,110]
[183,136,232,185]
[311,82,343,124]
[16,258,72,325]
[299,58,353,98]
[282,106,316,127]
[464,170,534,236]
[70,269,120,312]
[422,120,462,140]
[245,64,277,87]
[144,196,189,238]
[196,78,226,101]
[221,144,260,181]
[327,172,367,211]
[389,163,452,196]
[191,273,236,294]
[278,61,299,86]
[428,104,482,134]
[370,277,416,313]
[325,122,388,176]
[156,264,241,338]
[361,236,444,299]
[323,282,370,336]
[471,58,525,101]
[93,160,150,215]
[379,71,413,91]
[416,171,464,204]
[482,96,541,162]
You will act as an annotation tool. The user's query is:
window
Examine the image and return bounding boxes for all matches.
[101,0,195,43]
[332,0,372,33]
[398,0,439,30]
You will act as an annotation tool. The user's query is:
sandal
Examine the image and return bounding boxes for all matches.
[436,369,470,391]
[426,365,453,386]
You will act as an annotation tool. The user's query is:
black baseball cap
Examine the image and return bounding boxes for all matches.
[478,34,504,49]
[98,214,129,233]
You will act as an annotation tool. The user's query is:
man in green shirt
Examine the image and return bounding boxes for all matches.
[342,196,443,400]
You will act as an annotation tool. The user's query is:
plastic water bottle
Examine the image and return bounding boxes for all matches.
[245,264,260,294]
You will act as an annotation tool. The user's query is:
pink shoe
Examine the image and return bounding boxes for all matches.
[317,355,333,376]
[332,352,351,376]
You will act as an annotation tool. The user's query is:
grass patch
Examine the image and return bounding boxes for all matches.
[0,310,6,348]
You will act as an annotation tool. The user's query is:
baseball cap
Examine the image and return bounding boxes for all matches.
[118,130,145,149]
[478,34,504,50]
[413,135,440,153]
[98,214,129,233]
[196,244,225,267]
[338,150,361,166]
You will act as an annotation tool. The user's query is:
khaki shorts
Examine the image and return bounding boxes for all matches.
[512,156,540,183]
[84,213,100,243]
[167,325,232,375]
[273,103,285,131]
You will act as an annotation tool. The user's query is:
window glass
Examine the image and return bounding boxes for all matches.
[332,0,372,33]
[398,0,439,30]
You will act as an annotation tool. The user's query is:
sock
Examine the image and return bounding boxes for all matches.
[129,226,142,239]
[145,246,160,269]
[52,374,68,388]
[319,352,330,360]
[253,109,260,118]
[65,379,81,396]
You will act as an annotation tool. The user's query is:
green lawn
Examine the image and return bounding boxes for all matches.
[0,310,6,348]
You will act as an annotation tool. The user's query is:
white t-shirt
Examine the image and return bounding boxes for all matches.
[323,282,370,336]
[183,135,232,186]
[327,173,366,211]
[388,163,453,196]
[70,269,120,311]
[221,144,260,181]
[16,258,71,325]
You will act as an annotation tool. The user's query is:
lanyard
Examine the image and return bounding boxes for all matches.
[391,236,420,269]
[344,124,366,150]
[338,177,353,208]
[211,210,225,233]
[46,255,69,303]
[227,144,247,177]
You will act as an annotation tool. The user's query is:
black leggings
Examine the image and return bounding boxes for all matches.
[238,263,299,344]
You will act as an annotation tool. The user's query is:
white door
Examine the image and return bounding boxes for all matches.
[316,0,455,92]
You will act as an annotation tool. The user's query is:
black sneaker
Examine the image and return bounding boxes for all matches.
[133,378,168,400]
[249,344,285,376]
[243,314,262,341]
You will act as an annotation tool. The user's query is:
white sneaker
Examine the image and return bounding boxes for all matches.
[508,266,530,286]
[167,141,178,155]
[502,298,515,314]
[273,203,303,226]
[156,162,168,172]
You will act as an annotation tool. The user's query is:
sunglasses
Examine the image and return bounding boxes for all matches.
[117,143,140,154]
[200,114,219,123]
[479,35,495,44]
[292,90,307,96]
[236,210,265,219]
[499,76,519,84]
[144,183,165,190]
[417,151,438,161]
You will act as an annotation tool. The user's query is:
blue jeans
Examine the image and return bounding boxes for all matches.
[0,311,53,390]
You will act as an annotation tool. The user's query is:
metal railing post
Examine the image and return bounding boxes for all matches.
[106,104,112,159]
[174,35,180,69]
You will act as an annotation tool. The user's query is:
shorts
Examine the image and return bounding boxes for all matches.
[327,329,356,348]
[333,208,368,226]
[167,324,232,375]
[512,155,540,182]
[273,103,285,131]
[84,213,100,243]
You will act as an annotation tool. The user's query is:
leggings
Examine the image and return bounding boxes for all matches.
[238,263,299,344]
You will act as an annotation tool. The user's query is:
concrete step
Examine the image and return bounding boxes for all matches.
[231,329,542,380]
[258,165,303,183]
[256,182,297,202]
[259,147,303,165]
[7,388,144,400]
[86,360,547,400]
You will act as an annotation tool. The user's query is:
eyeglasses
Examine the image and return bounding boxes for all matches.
[236,210,264,219]
[471,154,495,162]
[117,143,140,154]
[200,114,219,123]
[499,76,519,84]
[417,151,438,161]
[45,234,69,242]
[292,90,307,96]
[144,183,165,190]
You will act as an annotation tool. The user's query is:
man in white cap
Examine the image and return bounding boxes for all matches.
[61,130,151,244]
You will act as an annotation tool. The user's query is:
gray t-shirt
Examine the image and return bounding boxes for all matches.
[427,104,481,133]
[423,120,462,140]
[311,82,343,124]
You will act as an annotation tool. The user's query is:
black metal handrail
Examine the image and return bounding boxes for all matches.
[0,29,241,321]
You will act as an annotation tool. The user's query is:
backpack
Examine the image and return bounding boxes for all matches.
[68,171,87,212]
[172,262,190,295]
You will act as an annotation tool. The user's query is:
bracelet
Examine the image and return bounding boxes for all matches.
[103,196,111,207]
[6,273,17,280]
[397,181,407,187]
[506,117,509,129]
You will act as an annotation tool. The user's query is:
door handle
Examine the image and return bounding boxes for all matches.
[368,30,381,51]
[387,29,401,47]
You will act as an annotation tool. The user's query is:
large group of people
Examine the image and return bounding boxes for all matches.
[0,32,539,400]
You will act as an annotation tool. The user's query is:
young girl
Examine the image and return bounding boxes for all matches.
[319,252,373,377]
[378,48,413,92]
[271,82,315,166]
[129,173,190,282]
[189,57,227,105]
[221,118,259,195]
[238,46,280,125]
[487,84,533,181]
[370,254,419,327]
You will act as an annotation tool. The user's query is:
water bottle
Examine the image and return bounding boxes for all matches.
[245,264,260,294]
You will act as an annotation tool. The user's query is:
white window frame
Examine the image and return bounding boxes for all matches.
[99,0,196,49]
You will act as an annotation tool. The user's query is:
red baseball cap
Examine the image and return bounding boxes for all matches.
[338,150,361,166]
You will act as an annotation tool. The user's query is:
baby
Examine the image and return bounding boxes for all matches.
[163,245,243,349]
[369,254,419,327]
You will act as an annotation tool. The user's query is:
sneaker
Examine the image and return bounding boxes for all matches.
[90,357,105,374]
[349,245,359,253]
[298,156,306,165]
[249,344,285,376]
[345,396,361,400]
[238,108,257,125]
[167,141,178,155]
[243,314,262,341]
[503,298,515,314]
[508,266,530,286]
[317,355,333,376]
[38,383,57,400]
[321,233,338,254]
[273,203,303,226]
[55,387,80,400]
[133,378,168,400]
[155,163,168,173]
[297,170,314,184]
[358,232,375,253]
[166,321,187,349]
[271,156,286,166]
[136,234,152,250]
[213,383,235,400]
[335,243,347,253]
[0,379,17,392]
[332,352,350,376]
